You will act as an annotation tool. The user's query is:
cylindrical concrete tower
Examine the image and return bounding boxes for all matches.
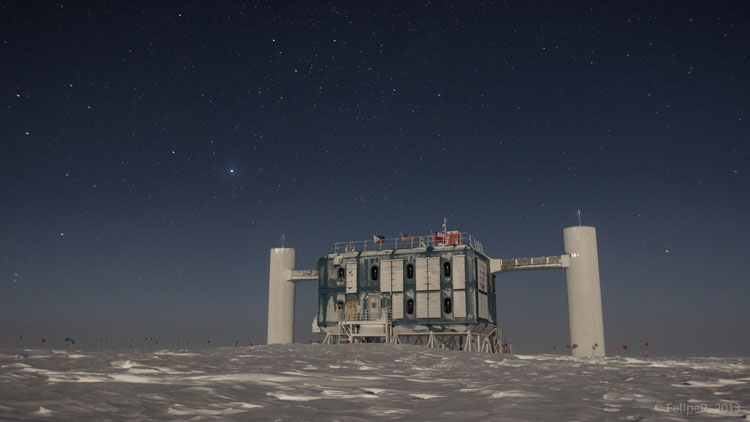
[267,248,296,344]
[563,226,605,357]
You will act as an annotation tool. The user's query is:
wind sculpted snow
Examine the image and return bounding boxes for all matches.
[1,344,748,421]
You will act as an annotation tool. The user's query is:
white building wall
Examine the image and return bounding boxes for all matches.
[416,292,429,318]
[453,290,466,318]
[427,258,441,290]
[428,292,441,318]
[392,293,404,319]
[477,259,488,292]
[478,292,488,320]
[415,258,428,291]
[391,260,404,292]
[267,248,296,344]
[452,255,465,290]
[345,261,357,293]
[564,226,606,357]
[380,260,392,292]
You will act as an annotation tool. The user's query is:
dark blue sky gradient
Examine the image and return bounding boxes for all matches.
[1,1,748,355]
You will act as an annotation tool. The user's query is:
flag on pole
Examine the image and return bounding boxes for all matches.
[432,231,445,243]
[373,235,385,244]
[401,232,414,241]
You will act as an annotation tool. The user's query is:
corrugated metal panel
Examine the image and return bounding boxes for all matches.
[428,292,441,318]
[453,290,466,318]
[477,258,488,292]
[478,292,489,320]
[415,258,428,291]
[392,292,404,319]
[452,255,465,290]
[427,257,441,290]
[416,292,429,318]
[380,260,392,292]
[346,261,357,293]
[391,259,404,292]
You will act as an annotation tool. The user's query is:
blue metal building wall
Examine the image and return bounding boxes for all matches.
[317,245,497,332]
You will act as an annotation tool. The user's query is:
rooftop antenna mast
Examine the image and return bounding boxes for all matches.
[281,232,286,248]
[575,209,583,226]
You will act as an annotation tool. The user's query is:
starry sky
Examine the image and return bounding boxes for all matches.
[1,1,748,355]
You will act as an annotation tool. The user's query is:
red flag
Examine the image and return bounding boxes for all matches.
[552,346,557,350]
[622,344,628,350]
[572,344,578,349]
[566,344,570,348]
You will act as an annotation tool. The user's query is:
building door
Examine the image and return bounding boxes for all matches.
[346,300,357,320]
[368,295,380,319]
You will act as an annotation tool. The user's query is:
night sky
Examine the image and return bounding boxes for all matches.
[1,1,748,355]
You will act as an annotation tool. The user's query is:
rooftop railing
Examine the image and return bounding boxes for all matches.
[340,308,392,322]
[331,232,484,254]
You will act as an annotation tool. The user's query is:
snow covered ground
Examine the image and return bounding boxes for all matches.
[1,344,748,421]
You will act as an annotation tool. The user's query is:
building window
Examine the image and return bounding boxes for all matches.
[406,263,414,279]
[406,299,414,315]
[337,301,344,310]
[443,262,451,277]
[337,267,345,283]
[371,265,378,280]
[444,297,452,314]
